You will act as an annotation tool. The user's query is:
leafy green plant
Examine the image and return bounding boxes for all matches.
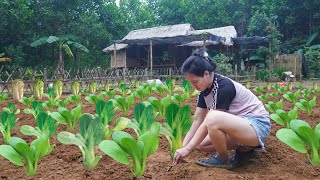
[272,83,280,91]
[258,94,269,101]
[127,103,157,137]
[33,79,44,100]
[301,89,312,99]
[89,81,97,94]
[105,89,116,99]
[152,85,166,96]
[313,82,318,90]
[278,86,288,94]
[269,91,279,98]
[283,90,300,104]
[161,103,193,158]
[295,96,317,115]
[110,94,135,115]
[276,120,320,165]
[57,114,105,170]
[99,122,160,177]
[20,112,57,153]
[104,83,110,92]
[85,93,105,104]
[288,82,293,91]
[3,102,20,115]
[254,86,264,95]
[57,98,70,108]
[21,95,35,108]
[50,104,82,131]
[0,93,8,102]
[116,83,131,97]
[95,100,129,138]
[171,93,186,107]
[266,82,272,91]
[146,95,171,119]
[270,108,298,128]
[0,135,54,176]
[71,81,81,95]
[178,80,198,100]
[245,81,251,89]
[0,111,17,144]
[53,80,63,99]
[12,79,24,101]
[265,99,283,113]
[67,94,81,104]
[134,86,149,101]
[23,101,44,119]
[42,87,57,111]
[164,79,178,95]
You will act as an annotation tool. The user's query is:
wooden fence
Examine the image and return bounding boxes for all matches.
[275,54,302,79]
[0,66,259,94]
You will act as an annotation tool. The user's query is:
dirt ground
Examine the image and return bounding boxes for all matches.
[0,81,320,180]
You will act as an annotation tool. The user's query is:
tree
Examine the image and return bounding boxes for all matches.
[30,35,89,77]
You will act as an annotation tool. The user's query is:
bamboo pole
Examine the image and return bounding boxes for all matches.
[113,43,117,68]
[150,39,153,78]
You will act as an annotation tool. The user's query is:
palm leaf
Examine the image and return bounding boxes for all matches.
[46,36,60,43]
[306,31,319,46]
[62,44,74,59]
[30,36,49,47]
[67,41,89,53]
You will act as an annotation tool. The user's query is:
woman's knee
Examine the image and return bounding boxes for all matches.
[204,110,225,129]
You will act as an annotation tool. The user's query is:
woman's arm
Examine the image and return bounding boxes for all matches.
[182,107,208,147]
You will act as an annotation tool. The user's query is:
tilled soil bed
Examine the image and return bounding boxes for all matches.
[0,84,320,180]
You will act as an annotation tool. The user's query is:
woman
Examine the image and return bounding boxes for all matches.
[173,48,270,169]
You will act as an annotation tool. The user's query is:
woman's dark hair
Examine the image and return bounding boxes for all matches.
[181,47,217,77]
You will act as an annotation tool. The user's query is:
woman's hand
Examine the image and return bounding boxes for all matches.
[173,147,191,164]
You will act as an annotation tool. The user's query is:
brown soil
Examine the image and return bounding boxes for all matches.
[1,83,320,180]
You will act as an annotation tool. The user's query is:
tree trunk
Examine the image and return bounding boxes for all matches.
[58,47,64,79]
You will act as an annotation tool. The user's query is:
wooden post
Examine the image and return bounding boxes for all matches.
[43,68,47,92]
[150,39,153,78]
[113,43,117,68]
[294,55,297,79]
[124,50,127,83]
[235,65,238,81]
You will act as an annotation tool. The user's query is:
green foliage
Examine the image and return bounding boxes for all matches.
[110,94,135,115]
[0,111,17,144]
[57,114,105,170]
[50,104,82,131]
[20,96,35,108]
[256,70,269,81]
[276,120,320,165]
[146,95,171,119]
[265,99,283,113]
[99,122,160,177]
[0,93,8,102]
[161,103,193,159]
[23,101,44,120]
[283,90,300,104]
[53,80,63,99]
[270,108,299,128]
[212,54,233,75]
[295,96,317,115]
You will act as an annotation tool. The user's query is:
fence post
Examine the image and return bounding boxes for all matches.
[123,68,126,83]
[43,68,48,91]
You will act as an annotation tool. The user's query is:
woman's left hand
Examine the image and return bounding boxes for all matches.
[173,147,191,164]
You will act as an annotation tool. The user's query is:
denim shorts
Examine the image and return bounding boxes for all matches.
[240,115,271,151]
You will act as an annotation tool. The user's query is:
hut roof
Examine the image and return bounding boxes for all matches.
[181,26,237,46]
[103,24,193,52]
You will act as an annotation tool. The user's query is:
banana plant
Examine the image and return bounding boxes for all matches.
[99,122,160,178]
[110,94,135,115]
[50,104,82,131]
[57,113,105,170]
[295,96,317,115]
[95,100,130,138]
[161,103,193,159]
[276,120,320,165]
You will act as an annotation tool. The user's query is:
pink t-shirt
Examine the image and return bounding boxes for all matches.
[197,74,269,117]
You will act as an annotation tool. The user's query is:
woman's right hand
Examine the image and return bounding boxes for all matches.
[173,147,191,164]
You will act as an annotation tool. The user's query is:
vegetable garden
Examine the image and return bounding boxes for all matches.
[0,79,320,179]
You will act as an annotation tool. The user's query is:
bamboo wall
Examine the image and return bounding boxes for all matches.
[275,54,302,78]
